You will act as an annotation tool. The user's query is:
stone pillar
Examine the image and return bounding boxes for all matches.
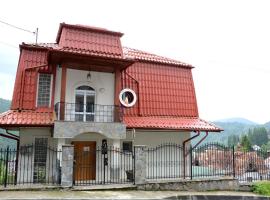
[61,144,74,187]
[110,139,120,180]
[134,145,147,185]
[57,138,65,167]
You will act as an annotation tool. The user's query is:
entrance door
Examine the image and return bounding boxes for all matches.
[75,86,95,122]
[73,141,96,181]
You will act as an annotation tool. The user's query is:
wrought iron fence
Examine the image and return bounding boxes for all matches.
[145,143,270,183]
[0,145,61,188]
[54,102,122,122]
[73,146,134,185]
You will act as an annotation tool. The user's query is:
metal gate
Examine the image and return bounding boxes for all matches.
[73,145,134,185]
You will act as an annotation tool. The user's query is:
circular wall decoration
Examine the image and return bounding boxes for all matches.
[119,88,137,107]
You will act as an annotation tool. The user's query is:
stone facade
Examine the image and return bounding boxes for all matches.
[136,178,239,191]
[54,121,126,139]
[134,145,147,184]
[61,145,74,187]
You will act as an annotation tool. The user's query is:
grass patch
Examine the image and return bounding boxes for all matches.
[252,181,270,196]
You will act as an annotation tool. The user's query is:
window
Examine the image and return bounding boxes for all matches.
[33,138,48,183]
[123,141,133,152]
[75,85,95,122]
[37,73,52,107]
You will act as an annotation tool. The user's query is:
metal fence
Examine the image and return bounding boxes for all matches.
[145,143,270,183]
[54,102,122,122]
[73,146,134,185]
[0,145,61,188]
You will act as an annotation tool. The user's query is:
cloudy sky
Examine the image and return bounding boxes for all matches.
[0,0,269,123]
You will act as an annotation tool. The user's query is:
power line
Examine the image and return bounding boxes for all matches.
[0,19,35,34]
[0,41,18,49]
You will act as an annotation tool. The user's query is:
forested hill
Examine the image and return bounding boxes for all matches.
[0,98,11,113]
[0,98,16,149]
[192,118,270,149]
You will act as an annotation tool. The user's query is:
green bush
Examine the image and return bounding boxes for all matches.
[252,181,270,196]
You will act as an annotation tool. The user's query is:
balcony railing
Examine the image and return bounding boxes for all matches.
[54,102,122,123]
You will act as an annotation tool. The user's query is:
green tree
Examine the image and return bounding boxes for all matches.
[248,127,268,147]
[227,134,239,147]
[240,135,252,151]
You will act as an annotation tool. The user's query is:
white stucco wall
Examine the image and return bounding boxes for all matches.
[65,68,115,106]
[124,130,190,147]
[19,127,56,147]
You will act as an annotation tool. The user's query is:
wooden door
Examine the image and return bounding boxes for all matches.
[73,141,96,181]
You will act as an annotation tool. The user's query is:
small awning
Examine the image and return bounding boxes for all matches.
[0,110,54,127]
[123,116,222,132]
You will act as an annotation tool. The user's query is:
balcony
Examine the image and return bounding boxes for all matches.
[54,102,122,123]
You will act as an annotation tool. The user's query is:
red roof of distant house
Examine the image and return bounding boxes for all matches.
[0,110,54,127]
[123,116,222,132]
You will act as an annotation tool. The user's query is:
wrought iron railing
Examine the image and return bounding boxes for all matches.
[54,102,122,122]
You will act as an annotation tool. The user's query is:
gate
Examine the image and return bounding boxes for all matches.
[0,145,61,188]
[145,143,185,180]
[73,145,134,185]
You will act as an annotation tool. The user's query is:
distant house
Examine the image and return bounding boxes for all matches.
[0,23,221,185]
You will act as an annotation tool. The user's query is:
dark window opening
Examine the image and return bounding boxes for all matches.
[123,141,133,152]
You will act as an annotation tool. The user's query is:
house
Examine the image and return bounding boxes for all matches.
[0,23,221,185]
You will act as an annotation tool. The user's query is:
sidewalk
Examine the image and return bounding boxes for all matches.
[0,190,264,200]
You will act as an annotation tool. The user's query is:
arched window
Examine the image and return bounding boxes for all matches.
[75,85,95,121]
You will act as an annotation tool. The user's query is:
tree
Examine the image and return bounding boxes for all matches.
[227,134,239,147]
[240,135,252,151]
[248,127,268,147]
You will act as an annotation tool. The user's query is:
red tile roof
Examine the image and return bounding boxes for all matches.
[122,62,198,117]
[0,110,54,127]
[123,116,222,132]
[23,43,192,67]
[123,47,192,67]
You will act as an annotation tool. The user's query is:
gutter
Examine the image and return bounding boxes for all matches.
[182,131,209,179]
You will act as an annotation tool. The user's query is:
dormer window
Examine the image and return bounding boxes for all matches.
[37,73,52,107]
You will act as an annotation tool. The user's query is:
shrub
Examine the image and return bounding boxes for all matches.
[252,181,270,196]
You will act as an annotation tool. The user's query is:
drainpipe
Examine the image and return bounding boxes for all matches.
[192,131,208,150]
[182,131,200,179]
[182,131,209,179]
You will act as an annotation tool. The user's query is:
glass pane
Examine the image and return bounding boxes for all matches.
[86,95,95,113]
[75,94,84,112]
[86,114,94,122]
[37,74,52,107]
[34,138,48,183]
[75,114,84,121]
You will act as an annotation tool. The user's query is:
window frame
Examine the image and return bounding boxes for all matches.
[36,73,53,108]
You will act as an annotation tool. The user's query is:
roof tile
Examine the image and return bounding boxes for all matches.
[0,110,54,127]
[123,116,222,132]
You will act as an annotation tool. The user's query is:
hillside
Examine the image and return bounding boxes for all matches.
[192,121,257,145]
[0,98,11,113]
[0,98,16,149]
[215,117,258,125]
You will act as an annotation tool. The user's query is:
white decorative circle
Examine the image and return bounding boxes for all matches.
[119,88,137,107]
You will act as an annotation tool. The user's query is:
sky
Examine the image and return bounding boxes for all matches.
[0,0,269,124]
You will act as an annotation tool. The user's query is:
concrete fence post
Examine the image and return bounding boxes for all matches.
[61,144,74,187]
[134,145,147,185]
